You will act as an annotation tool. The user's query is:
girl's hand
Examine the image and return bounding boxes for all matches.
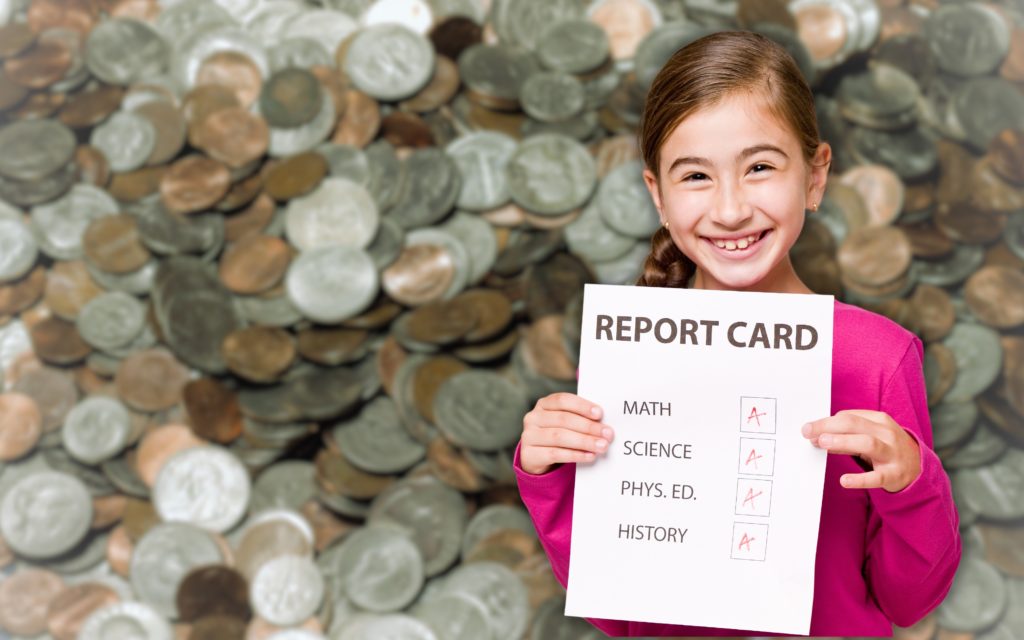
[801,409,921,492]
[520,392,615,476]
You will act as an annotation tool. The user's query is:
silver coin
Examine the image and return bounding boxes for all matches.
[458,43,539,106]
[250,460,317,514]
[62,396,132,466]
[172,27,269,92]
[365,216,405,271]
[285,245,379,323]
[931,400,978,451]
[269,36,333,72]
[565,198,636,264]
[491,0,583,50]
[433,561,528,640]
[914,244,985,287]
[30,184,120,261]
[0,217,38,283]
[130,522,225,618]
[925,3,1011,78]
[343,23,435,101]
[79,601,174,640]
[530,595,606,640]
[536,19,610,75]
[952,77,1024,152]
[520,72,586,123]
[331,396,426,474]
[432,370,528,451]
[268,92,336,157]
[506,133,597,216]
[942,420,1007,470]
[460,503,535,558]
[387,148,461,230]
[0,119,76,182]
[941,323,1002,403]
[317,143,373,189]
[252,554,325,626]
[285,177,380,251]
[85,17,169,85]
[413,593,488,640]
[438,211,498,285]
[153,445,252,532]
[596,159,660,239]
[445,131,517,211]
[952,448,1024,522]
[936,555,1008,632]
[282,8,358,56]
[336,524,425,612]
[339,613,437,640]
[591,238,649,285]
[76,290,147,352]
[0,470,92,559]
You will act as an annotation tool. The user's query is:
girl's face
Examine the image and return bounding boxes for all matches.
[642,90,831,293]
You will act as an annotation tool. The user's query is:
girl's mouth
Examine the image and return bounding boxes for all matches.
[702,229,771,257]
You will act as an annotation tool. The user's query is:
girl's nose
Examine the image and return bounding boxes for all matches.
[709,186,754,228]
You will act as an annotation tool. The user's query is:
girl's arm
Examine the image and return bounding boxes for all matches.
[513,440,630,636]
[863,336,962,627]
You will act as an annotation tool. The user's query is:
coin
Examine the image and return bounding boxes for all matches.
[0,391,42,461]
[0,568,65,636]
[963,265,1024,329]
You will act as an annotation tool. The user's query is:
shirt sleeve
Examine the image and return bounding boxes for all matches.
[513,439,629,637]
[863,336,962,628]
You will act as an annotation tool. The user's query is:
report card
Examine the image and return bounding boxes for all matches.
[565,283,835,635]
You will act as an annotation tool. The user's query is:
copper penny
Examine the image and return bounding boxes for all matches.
[989,129,1024,185]
[1003,336,1024,418]
[0,263,47,317]
[985,241,1024,271]
[522,314,577,381]
[296,326,369,366]
[191,106,270,169]
[136,423,205,487]
[331,89,380,148]
[115,346,190,412]
[315,447,394,500]
[896,220,954,259]
[29,315,91,365]
[0,568,65,636]
[4,40,71,89]
[161,154,231,214]
[218,234,291,294]
[1001,27,1024,83]
[400,55,460,113]
[936,139,974,206]
[75,144,111,187]
[382,243,456,306]
[794,2,847,63]
[523,207,582,230]
[27,0,96,35]
[121,496,160,542]
[970,157,1024,213]
[222,191,275,241]
[964,265,1024,329]
[216,171,263,212]
[82,213,151,274]
[91,493,127,529]
[108,165,167,202]
[429,16,482,61]
[381,110,435,148]
[182,83,239,127]
[182,377,243,444]
[427,436,486,492]
[189,615,247,640]
[106,524,134,577]
[0,23,36,59]
[0,391,42,461]
[908,284,955,342]
[104,0,161,20]
[481,202,528,227]
[300,499,354,552]
[0,536,12,569]
[453,327,519,363]
[133,99,188,165]
[221,326,295,383]
[588,0,657,61]
[11,364,78,433]
[406,298,478,345]
[263,151,327,201]
[0,68,28,111]
[837,225,912,286]
[412,355,469,423]
[309,64,349,118]
[376,334,408,397]
[195,50,263,108]
[340,297,403,330]
[46,583,119,640]
[176,565,252,623]
[838,165,905,226]
[59,84,123,129]
[934,203,1006,245]
[935,629,974,640]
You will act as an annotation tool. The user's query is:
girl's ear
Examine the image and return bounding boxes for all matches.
[807,142,832,207]
[642,167,664,219]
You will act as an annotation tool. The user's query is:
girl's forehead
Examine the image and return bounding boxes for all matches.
[663,92,796,152]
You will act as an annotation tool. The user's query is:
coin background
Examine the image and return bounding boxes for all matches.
[0,0,1022,638]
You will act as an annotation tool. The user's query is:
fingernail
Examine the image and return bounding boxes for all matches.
[595,439,607,451]
[590,406,602,418]
[602,427,613,439]
[819,434,832,446]
[801,422,811,437]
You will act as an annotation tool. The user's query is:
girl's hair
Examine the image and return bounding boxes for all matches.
[634,30,824,288]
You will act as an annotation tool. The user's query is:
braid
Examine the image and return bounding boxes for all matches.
[635,226,696,288]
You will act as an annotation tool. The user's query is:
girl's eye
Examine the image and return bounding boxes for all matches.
[682,172,708,182]
[751,163,773,174]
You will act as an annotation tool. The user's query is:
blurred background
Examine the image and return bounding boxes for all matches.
[0,0,1021,638]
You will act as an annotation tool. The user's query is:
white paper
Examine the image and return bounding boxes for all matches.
[566,284,834,635]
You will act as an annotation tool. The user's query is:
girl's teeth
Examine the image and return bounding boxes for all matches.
[737,239,749,249]
[712,233,760,251]
[724,240,736,250]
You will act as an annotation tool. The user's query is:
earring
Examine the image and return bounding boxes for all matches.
[662,221,669,228]
[810,202,818,211]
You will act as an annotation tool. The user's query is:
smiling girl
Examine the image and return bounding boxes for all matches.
[515,30,961,637]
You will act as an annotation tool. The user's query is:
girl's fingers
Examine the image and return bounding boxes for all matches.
[537,392,604,420]
[524,425,609,454]
[530,446,598,466]
[840,470,884,489]
[535,408,612,438]
[815,432,877,457]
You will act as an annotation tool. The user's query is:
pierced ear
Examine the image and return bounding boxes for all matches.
[642,167,663,215]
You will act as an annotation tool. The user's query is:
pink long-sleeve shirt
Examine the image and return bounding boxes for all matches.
[513,299,962,637]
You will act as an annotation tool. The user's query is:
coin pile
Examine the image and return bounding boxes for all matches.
[0,0,1021,638]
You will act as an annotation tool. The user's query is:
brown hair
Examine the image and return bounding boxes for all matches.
[634,30,825,288]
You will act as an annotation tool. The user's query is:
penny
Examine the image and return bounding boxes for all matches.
[107,165,166,202]
[160,154,232,215]
[216,170,263,212]
[908,284,956,343]
[837,226,912,286]
[332,89,381,148]
[188,614,247,640]
[0,568,65,636]
[964,265,1024,329]
[427,436,487,492]
[176,565,252,623]
[588,0,659,61]
[400,55,460,113]
[219,235,292,295]
[794,2,847,65]
[82,213,152,275]
[46,582,120,640]
[135,424,205,488]
[116,347,190,412]
[522,315,577,381]
[59,84,124,129]
[180,377,242,445]
[222,326,296,383]
[382,243,456,307]
[44,260,103,320]
[4,40,72,89]
[192,107,270,169]
[264,151,328,201]
[29,315,92,365]
[315,446,394,500]
[0,264,46,318]
[75,144,112,188]
[0,23,36,59]
[296,326,369,366]
[380,110,435,147]
[224,192,276,242]
[838,164,905,226]
[0,68,27,111]
[133,99,188,166]
[0,391,42,461]
[196,50,263,108]
[182,84,240,128]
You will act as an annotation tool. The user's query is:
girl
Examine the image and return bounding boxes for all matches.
[515,30,961,637]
